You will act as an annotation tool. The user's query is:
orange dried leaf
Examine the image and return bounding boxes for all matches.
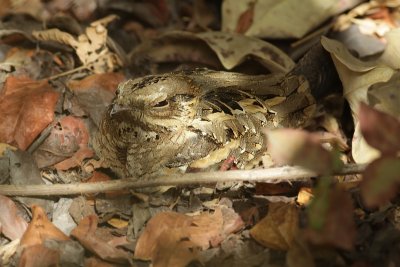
[68,73,125,94]
[134,207,243,265]
[250,202,298,251]
[54,147,94,170]
[19,244,60,267]
[0,76,59,150]
[20,205,69,247]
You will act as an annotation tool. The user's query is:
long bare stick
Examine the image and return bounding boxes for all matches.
[0,164,366,196]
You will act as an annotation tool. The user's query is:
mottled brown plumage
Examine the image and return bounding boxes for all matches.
[93,69,316,178]
[93,42,339,178]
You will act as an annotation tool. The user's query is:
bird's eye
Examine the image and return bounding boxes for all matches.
[153,99,169,108]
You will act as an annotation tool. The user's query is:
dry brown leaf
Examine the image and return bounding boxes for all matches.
[250,202,299,251]
[0,195,28,240]
[134,207,244,266]
[222,0,362,38]
[0,76,59,150]
[20,205,69,248]
[32,15,123,74]
[304,187,355,250]
[70,215,131,264]
[34,116,93,170]
[19,244,60,267]
[129,31,294,74]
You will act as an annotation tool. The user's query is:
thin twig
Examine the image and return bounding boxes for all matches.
[46,65,88,80]
[0,164,366,197]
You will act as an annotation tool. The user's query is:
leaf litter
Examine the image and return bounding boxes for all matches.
[0,1,400,266]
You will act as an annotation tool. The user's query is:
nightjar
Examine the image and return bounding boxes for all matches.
[93,44,339,178]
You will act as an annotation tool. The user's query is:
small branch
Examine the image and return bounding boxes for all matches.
[0,164,366,196]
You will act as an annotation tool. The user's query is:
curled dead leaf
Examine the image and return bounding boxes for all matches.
[32,15,123,74]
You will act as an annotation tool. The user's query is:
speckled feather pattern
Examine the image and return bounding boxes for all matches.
[93,69,315,178]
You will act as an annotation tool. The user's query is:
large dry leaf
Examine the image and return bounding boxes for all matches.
[321,36,398,163]
[222,0,362,38]
[265,128,342,174]
[32,15,123,74]
[0,195,28,240]
[0,76,59,150]
[358,103,400,155]
[129,31,294,74]
[20,205,69,247]
[134,207,244,266]
[70,215,131,264]
[360,157,400,208]
[196,31,294,72]
[250,202,298,251]
[379,28,400,69]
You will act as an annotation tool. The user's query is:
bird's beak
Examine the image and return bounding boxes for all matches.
[109,104,130,116]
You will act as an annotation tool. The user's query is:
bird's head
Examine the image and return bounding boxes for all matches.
[108,74,201,130]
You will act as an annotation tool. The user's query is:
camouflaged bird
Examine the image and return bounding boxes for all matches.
[93,43,339,178]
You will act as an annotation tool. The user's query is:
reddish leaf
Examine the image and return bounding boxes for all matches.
[34,116,93,169]
[304,186,356,250]
[0,195,28,240]
[70,215,131,264]
[54,147,94,170]
[0,76,59,150]
[360,157,400,208]
[20,205,69,247]
[265,128,342,174]
[359,102,400,155]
